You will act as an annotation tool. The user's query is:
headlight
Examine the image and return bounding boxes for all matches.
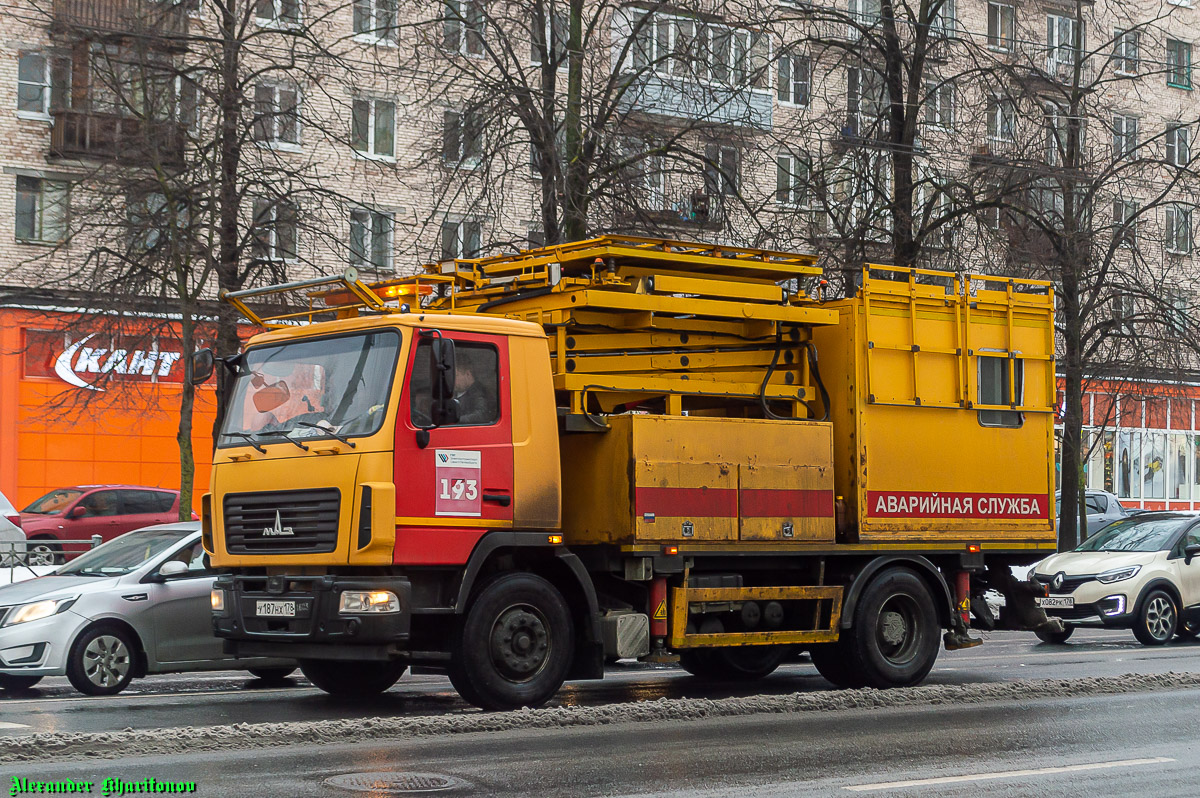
[210,589,225,612]
[338,590,399,614]
[1097,565,1141,583]
[4,596,77,626]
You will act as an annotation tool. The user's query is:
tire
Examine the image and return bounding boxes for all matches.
[1176,619,1199,640]
[842,569,941,689]
[1035,624,1075,644]
[26,538,62,567]
[808,641,866,689]
[66,624,136,696]
[299,660,406,697]
[0,673,43,691]
[247,666,297,682]
[449,572,573,711]
[1133,589,1178,646]
[679,647,790,681]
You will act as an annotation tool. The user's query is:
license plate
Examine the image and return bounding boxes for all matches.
[1037,596,1075,609]
[256,600,296,617]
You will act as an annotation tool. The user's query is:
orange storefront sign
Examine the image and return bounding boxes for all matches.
[0,308,215,512]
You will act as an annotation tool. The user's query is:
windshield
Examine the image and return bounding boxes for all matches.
[23,488,84,515]
[1075,516,1191,553]
[219,330,400,447]
[58,527,192,577]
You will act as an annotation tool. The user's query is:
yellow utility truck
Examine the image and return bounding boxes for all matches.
[202,236,1058,709]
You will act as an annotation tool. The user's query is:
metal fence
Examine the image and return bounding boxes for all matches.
[0,536,104,584]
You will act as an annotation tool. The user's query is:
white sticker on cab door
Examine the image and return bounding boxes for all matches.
[435,449,482,517]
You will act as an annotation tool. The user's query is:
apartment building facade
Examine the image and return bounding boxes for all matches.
[0,0,1198,509]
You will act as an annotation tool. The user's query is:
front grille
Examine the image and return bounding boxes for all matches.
[223,489,340,554]
[1033,574,1096,593]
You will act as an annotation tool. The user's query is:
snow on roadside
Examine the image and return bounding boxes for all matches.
[0,565,58,586]
[6,672,1200,764]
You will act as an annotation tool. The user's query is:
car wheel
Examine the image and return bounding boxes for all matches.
[1176,620,1199,640]
[1133,590,1178,646]
[246,666,297,683]
[1035,624,1074,644]
[66,625,136,696]
[448,572,574,711]
[0,673,43,691]
[25,538,62,567]
[299,660,406,697]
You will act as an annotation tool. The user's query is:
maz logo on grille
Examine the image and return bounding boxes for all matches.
[263,510,295,537]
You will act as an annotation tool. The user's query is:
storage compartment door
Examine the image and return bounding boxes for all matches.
[633,461,737,541]
[739,464,834,542]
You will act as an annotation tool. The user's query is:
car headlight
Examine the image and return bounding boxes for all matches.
[4,596,77,626]
[210,589,225,612]
[338,590,399,614]
[1097,565,1141,584]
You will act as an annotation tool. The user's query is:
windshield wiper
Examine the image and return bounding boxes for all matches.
[276,431,309,451]
[296,421,356,448]
[223,432,266,453]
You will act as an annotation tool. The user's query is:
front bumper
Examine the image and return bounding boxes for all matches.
[0,609,87,677]
[212,574,412,661]
[1035,578,1136,628]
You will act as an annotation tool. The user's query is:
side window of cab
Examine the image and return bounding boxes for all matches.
[409,339,500,428]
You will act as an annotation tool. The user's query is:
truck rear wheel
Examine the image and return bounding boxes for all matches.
[449,572,573,711]
[299,660,407,697]
[679,646,790,681]
[843,568,940,688]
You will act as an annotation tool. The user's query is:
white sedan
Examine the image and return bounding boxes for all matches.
[0,523,294,695]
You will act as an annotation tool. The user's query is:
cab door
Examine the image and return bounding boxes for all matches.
[393,330,514,565]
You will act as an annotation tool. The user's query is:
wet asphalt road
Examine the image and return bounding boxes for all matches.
[1,628,1198,737]
[2,686,1196,797]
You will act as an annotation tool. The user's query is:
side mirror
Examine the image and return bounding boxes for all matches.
[68,505,87,519]
[1186,544,1200,564]
[158,560,190,579]
[428,336,460,427]
[191,349,215,385]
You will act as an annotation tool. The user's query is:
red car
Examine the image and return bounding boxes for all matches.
[20,485,197,564]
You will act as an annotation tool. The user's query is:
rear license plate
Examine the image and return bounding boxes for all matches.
[1037,596,1075,609]
[256,600,296,617]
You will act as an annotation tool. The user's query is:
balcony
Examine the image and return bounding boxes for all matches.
[52,0,189,39]
[613,189,728,232]
[617,73,772,131]
[51,110,186,165]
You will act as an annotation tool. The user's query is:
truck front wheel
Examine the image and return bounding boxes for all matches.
[843,568,940,688]
[299,660,407,697]
[449,572,574,711]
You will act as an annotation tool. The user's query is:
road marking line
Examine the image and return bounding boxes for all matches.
[0,722,30,729]
[843,757,1175,791]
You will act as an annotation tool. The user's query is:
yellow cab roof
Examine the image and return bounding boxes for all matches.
[244,311,546,349]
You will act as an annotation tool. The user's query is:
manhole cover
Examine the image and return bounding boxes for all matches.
[326,772,468,794]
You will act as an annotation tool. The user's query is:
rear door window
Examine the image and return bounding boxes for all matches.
[120,490,173,515]
[1085,495,1107,514]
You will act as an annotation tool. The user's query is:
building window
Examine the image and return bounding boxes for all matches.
[1113,29,1139,74]
[1112,114,1138,160]
[353,0,397,43]
[531,10,568,66]
[127,190,189,253]
[978,355,1023,428]
[251,199,298,261]
[1166,123,1190,166]
[629,13,767,88]
[441,218,481,259]
[776,151,808,206]
[1165,204,1192,254]
[442,110,482,166]
[352,98,395,158]
[15,176,68,244]
[923,81,953,129]
[930,0,955,37]
[253,84,300,147]
[255,0,300,27]
[1168,290,1190,336]
[848,0,881,36]
[777,53,810,106]
[847,66,886,136]
[703,144,738,196]
[987,3,1014,51]
[1113,198,1138,248]
[443,0,485,56]
[1044,103,1067,165]
[350,207,393,271]
[1167,40,1192,89]
[17,53,51,118]
[1046,14,1081,71]
[986,96,1015,142]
